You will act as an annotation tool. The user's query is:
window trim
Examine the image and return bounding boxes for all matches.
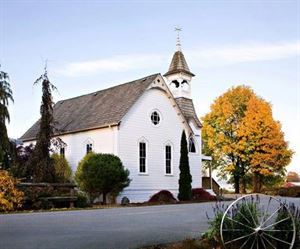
[149,109,162,127]
[60,147,65,157]
[138,138,148,175]
[86,143,93,154]
[189,136,197,154]
[83,138,94,155]
[165,144,173,176]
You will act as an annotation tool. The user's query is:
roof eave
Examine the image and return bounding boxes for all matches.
[21,122,120,143]
[163,69,195,77]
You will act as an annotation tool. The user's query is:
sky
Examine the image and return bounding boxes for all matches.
[1,0,299,173]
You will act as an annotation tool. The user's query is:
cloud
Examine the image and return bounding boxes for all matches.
[60,54,165,77]
[188,40,300,67]
[59,41,300,76]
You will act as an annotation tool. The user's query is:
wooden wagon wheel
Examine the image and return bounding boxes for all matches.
[220,194,296,249]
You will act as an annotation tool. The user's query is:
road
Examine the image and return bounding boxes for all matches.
[1,197,299,249]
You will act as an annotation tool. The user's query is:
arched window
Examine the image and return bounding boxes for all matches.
[86,144,92,154]
[189,137,196,153]
[60,147,65,157]
[138,137,148,174]
[165,145,172,175]
[84,138,94,154]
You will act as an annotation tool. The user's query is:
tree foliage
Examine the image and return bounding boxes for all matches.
[10,144,34,180]
[0,170,23,212]
[178,131,192,201]
[0,69,13,169]
[75,153,131,204]
[27,70,56,182]
[202,86,293,193]
[51,153,72,183]
[237,96,292,192]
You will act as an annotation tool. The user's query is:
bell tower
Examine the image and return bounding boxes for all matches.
[164,27,195,99]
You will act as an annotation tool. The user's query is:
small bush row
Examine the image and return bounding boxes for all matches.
[148,188,216,204]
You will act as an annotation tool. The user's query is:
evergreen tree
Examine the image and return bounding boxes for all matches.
[0,68,13,169]
[178,131,192,201]
[75,153,131,204]
[27,69,56,182]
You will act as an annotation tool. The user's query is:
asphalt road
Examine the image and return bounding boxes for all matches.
[1,197,299,249]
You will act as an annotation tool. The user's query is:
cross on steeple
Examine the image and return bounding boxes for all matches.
[175,26,182,51]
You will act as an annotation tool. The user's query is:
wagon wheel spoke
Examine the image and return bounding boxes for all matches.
[263,231,292,246]
[262,216,291,230]
[250,236,256,249]
[237,208,253,226]
[261,233,277,249]
[224,231,256,245]
[260,206,282,227]
[224,216,254,230]
[263,229,294,232]
[260,197,272,225]
[240,233,255,249]
[259,234,267,249]
[245,201,258,226]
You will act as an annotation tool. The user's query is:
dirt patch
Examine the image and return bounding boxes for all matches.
[140,238,221,249]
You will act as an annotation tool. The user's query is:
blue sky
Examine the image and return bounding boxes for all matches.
[1,0,299,173]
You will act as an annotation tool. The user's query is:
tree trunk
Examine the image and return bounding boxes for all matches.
[240,164,247,194]
[102,192,107,205]
[234,175,240,194]
[241,177,247,194]
[257,175,262,193]
[253,173,260,193]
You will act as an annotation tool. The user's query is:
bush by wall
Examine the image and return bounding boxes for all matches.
[75,153,131,204]
[148,190,177,204]
[192,188,216,201]
[51,153,72,183]
[278,186,300,197]
[75,192,89,208]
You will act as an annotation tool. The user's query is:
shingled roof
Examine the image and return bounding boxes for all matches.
[21,74,160,141]
[164,51,195,77]
[175,97,202,128]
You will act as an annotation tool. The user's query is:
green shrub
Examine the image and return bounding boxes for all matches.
[75,153,131,204]
[76,192,89,208]
[51,153,72,183]
[278,186,300,197]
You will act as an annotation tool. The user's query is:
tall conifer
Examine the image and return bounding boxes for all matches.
[0,68,13,169]
[178,130,192,201]
[28,69,56,182]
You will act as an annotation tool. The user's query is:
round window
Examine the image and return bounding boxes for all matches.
[151,111,160,125]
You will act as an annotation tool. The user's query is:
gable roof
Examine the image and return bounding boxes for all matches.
[164,51,195,77]
[21,74,159,141]
[175,97,202,128]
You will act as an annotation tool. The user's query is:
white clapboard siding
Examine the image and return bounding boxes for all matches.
[117,87,202,202]
[23,127,118,172]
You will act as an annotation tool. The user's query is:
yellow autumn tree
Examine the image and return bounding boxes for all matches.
[0,170,23,212]
[202,86,254,193]
[202,85,292,193]
[238,96,293,192]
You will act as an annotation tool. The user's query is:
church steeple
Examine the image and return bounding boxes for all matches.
[164,28,194,99]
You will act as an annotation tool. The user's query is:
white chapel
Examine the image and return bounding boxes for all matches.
[21,37,204,203]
